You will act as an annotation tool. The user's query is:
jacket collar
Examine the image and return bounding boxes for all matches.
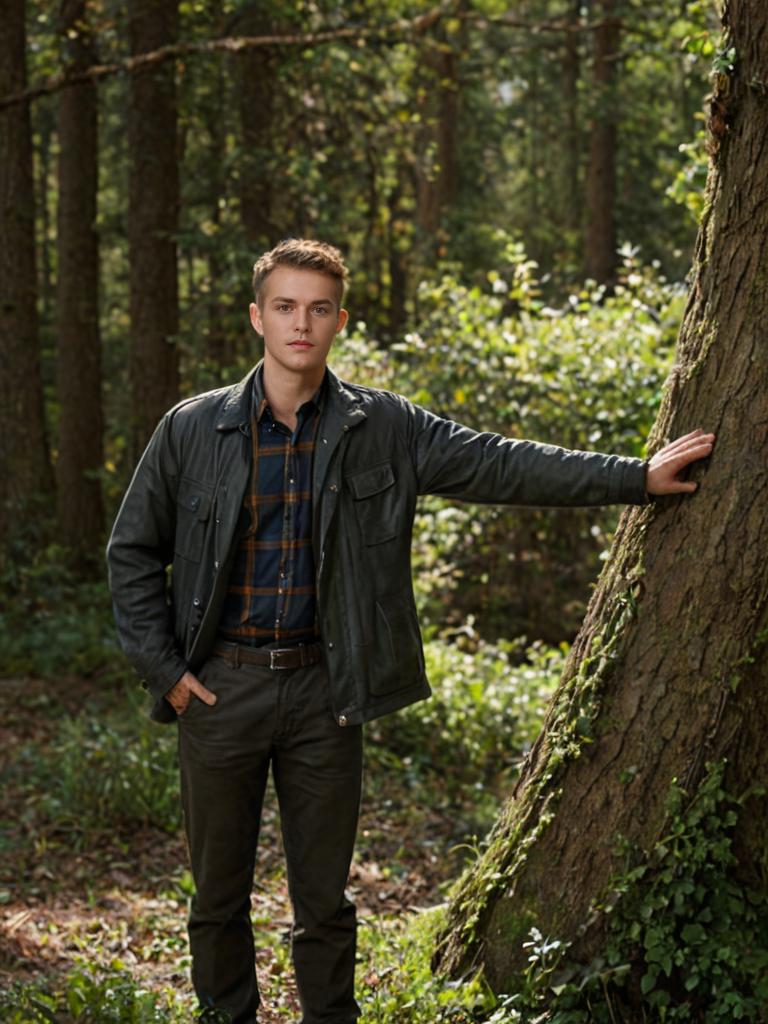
[215,360,366,432]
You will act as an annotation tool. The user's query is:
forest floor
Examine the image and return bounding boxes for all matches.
[0,675,496,1021]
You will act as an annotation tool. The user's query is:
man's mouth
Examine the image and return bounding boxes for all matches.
[289,341,313,349]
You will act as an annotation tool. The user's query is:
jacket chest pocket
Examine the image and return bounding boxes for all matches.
[346,461,399,545]
[175,478,213,562]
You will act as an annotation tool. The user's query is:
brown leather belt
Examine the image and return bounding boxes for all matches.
[213,641,323,670]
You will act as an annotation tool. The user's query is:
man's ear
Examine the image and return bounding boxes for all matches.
[336,307,349,334]
[249,302,263,335]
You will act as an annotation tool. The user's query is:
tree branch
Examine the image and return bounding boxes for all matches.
[0,7,447,111]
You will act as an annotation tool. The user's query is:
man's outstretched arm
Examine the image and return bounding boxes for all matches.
[645,428,715,496]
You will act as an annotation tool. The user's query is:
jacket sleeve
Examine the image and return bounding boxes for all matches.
[106,414,188,700]
[408,402,649,507]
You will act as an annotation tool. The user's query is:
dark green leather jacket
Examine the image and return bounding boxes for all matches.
[106,363,648,726]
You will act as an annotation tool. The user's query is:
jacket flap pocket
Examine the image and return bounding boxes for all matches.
[347,462,395,501]
[177,479,212,520]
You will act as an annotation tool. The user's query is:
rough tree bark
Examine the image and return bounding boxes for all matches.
[584,0,620,285]
[0,0,53,540]
[128,0,179,462]
[437,0,768,1005]
[55,0,104,561]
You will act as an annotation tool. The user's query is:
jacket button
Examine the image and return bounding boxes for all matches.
[338,715,348,727]
[193,597,201,607]
[327,641,334,649]
[214,561,219,570]
[329,483,338,492]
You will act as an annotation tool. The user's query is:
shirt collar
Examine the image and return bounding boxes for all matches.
[252,365,327,423]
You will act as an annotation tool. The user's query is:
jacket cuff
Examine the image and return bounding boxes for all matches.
[145,657,188,702]
[611,456,651,505]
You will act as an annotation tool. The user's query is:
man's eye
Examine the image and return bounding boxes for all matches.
[276,304,292,312]
[312,306,330,316]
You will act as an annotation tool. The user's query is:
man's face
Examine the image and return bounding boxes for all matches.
[250,266,348,379]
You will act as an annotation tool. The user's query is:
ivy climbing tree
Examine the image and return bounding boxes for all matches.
[435,0,768,1016]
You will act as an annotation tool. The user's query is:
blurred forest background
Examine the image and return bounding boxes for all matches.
[0,0,726,1020]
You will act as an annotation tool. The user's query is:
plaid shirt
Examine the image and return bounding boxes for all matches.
[218,371,322,646]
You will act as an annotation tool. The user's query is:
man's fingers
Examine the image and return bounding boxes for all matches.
[656,429,715,458]
[664,439,715,470]
[187,676,218,706]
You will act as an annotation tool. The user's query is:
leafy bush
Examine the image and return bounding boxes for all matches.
[367,633,565,802]
[390,247,680,640]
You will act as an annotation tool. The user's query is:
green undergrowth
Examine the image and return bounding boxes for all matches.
[357,905,492,1022]
[0,542,122,679]
[0,965,190,1022]
[4,632,563,852]
[7,686,182,841]
[486,762,768,1022]
[369,635,564,802]
[0,911,491,1023]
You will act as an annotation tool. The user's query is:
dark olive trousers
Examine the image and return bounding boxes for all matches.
[177,652,363,1024]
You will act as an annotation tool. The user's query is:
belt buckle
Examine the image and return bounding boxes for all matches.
[270,649,287,670]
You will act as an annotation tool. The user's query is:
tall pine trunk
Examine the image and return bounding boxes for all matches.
[55,0,104,562]
[437,0,768,1011]
[236,1,278,249]
[0,0,52,541]
[584,0,620,285]
[128,0,179,462]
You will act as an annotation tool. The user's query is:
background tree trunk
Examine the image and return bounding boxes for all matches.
[236,1,279,250]
[55,0,104,562]
[437,0,768,998]
[0,0,52,541]
[128,0,180,462]
[562,0,582,241]
[584,0,620,284]
[415,17,462,259]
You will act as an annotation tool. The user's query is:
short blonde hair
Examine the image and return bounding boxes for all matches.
[252,238,349,308]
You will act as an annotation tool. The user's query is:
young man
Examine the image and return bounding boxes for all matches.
[107,239,715,1024]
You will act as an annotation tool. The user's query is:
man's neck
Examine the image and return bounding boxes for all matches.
[261,359,325,431]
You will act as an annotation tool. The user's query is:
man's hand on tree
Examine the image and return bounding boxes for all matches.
[165,670,218,715]
[646,428,716,496]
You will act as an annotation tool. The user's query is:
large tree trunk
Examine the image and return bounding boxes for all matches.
[236,1,279,250]
[437,0,768,1011]
[0,0,53,540]
[584,0,620,285]
[128,0,179,462]
[55,0,104,563]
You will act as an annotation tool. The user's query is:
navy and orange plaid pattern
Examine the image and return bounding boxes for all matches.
[218,376,322,646]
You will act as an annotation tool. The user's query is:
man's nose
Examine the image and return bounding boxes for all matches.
[294,308,310,334]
